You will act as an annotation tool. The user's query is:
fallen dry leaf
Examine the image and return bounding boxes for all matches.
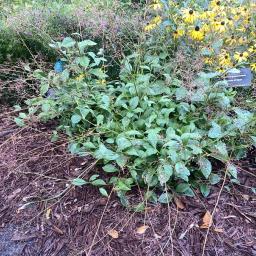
[53,225,64,235]
[45,208,52,220]
[200,211,213,229]
[214,228,224,233]
[174,197,185,209]
[136,225,149,234]
[107,229,119,239]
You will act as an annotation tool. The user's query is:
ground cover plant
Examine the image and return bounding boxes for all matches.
[16,34,255,206]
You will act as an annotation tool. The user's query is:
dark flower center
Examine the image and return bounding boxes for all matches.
[240,53,243,57]
[221,21,225,25]
[216,1,220,5]
[189,10,194,15]
[195,26,200,31]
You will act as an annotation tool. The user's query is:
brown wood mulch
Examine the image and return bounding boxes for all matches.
[0,107,256,256]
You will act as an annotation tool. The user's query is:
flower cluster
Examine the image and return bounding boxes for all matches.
[145,0,256,73]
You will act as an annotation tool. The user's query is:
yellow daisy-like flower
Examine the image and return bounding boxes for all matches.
[238,37,247,45]
[210,0,221,8]
[215,20,228,33]
[219,50,232,67]
[173,29,185,39]
[248,44,256,53]
[144,16,162,32]
[145,23,157,32]
[225,35,237,46]
[234,51,249,63]
[150,0,162,10]
[251,63,256,72]
[204,57,214,65]
[189,26,204,41]
[216,66,225,73]
[182,9,197,24]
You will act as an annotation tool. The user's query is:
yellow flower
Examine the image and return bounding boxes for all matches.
[145,23,157,32]
[215,20,228,33]
[225,35,236,46]
[248,44,256,53]
[173,29,185,39]
[234,51,249,63]
[189,26,204,41]
[218,50,232,67]
[144,16,162,32]
[182,9,197,24]
[238,37,247,45]
[152,16,162,25]
[204,57,214,65]
[216,66,225,73]
[251,63,256,72]
[97,79,106,85]
[210,0,221,8]
[76,74,85,81]
[150,0,162,10]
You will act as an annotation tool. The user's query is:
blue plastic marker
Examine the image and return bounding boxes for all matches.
[54,59,64,73]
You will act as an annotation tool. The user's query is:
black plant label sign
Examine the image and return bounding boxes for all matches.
[225,68,252,87]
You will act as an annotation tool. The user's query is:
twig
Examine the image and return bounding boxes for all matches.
[201,164,229,256]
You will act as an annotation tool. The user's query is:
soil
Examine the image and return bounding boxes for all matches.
[0,106,256,256]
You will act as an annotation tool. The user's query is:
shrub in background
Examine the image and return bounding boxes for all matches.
[1,0,146,66]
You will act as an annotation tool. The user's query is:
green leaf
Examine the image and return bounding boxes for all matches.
[147,128,161,148]
[227,163,238,179]
[175,87,188,100]
[78,40,97,53]
[251,136,256,147]
[115,180,131,191]
[176,183,190,193]
[208,122,222,139]
[103,164,118,173]
[62,37,76,48]
[116,155,128,167]
[89,174,99,181]
[79,108,90,119]
[175,183,194,196]
[77,56,90,68]
[209,173,221,185]
[19,112,27,119]
[129,96,139,109]
[72,178,87,186]
[116,136,132,151]
[91,179,107,186]
[158,192,172,204]
[71,114,82,124]
[212,142,229,161]
[175,162,190,182]
[40,83,49,95]
[89,68,108,79]
[198,157,212,179]
[158,165,173,185]
[99,187,108,197]
[83,142,96,149]
[14,117,25,127]
[42,103,50,112]
[200,184,210,197]
[94,144,119,161]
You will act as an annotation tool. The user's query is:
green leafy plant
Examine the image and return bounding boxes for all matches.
[22,37,255,206]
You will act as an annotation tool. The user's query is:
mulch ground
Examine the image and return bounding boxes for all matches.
[0,106,256,256]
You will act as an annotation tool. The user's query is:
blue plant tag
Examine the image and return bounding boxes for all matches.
[54,60,64,73]
[225,68,252,87]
